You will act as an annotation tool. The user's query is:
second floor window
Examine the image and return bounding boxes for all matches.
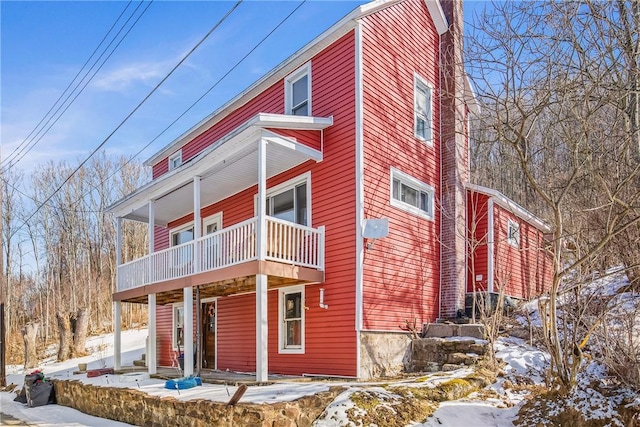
[169,150,182,171]
[414,75,433,143]
[391,167,434,220]
[285,63,311,116]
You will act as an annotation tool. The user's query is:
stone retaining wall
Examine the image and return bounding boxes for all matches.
[408,337,488,373]
[51,380,344,427]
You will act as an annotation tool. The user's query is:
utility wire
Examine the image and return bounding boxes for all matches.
[9,1,244,240]
[1,1,137,168]
[65,0,309,218]
[2,1,152,171]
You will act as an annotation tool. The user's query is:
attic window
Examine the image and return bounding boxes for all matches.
[507,220,520,248]
[169,151,182,171]
[285,63,311,116]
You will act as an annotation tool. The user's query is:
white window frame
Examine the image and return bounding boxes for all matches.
[172,303,184,350]
[390,167,435,220]
[278,285,305,354]
[170,222,194,246]
[285,62,312,116]
[203,212,223,234]
[169,150,183,171]
[254,172,312,226]
[414,74,433,144]
[507,220,520,248]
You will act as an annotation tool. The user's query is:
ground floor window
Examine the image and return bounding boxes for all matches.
[279,286,305,353]
[173,304,184,349]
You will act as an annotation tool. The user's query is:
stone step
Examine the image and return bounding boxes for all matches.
[422,323,485,339]
[133,360,146,367]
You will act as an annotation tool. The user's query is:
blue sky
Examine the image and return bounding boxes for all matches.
[1,0,489,177]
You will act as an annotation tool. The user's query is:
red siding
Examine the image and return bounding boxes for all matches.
[154,31,358,377]
[492,205,552,299]
[361,0,441,329]
[467,191,490,292]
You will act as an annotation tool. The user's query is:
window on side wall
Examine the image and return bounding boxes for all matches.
[414,74,433,143]
[173,304,184,350]
[390,167,434,220]
[169,150,182,171]
[285,63,311,116]
[279,286,304,354]
[507,220,520,248]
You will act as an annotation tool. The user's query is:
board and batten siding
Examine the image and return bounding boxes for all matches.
[360,0,441,330]
[153,31,359,377]
[467,191,490,292]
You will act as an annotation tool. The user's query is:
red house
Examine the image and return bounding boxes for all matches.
[108,0,552,380]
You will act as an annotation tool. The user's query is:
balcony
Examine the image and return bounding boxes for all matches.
[116,216,324,297]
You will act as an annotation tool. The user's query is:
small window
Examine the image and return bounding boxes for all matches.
[390,168,434,219]
[414,75,433,143]
[507,220,520,248]
[279,286,304,353]
[169,151,182,171]
[173,304,184,349]
[285,63,311,116]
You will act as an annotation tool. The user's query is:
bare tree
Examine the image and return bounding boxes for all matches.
[466,0,640,392]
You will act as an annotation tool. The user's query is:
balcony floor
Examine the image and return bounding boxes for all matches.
[114,259,324,305]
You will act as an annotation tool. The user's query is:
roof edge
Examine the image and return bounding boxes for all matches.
[424,0,449,35]
[466,183,552,233]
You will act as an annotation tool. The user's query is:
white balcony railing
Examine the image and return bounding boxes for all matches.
[116,216,324,292]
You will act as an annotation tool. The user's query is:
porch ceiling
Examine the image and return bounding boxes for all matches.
[108,114,330,226]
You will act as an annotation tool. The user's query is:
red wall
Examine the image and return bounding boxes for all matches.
[360,0,441,329]
[153,31,359,377]
[492,205,552,299]
[467,191,490,292]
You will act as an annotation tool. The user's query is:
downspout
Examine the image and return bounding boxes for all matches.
[354,21,365,380]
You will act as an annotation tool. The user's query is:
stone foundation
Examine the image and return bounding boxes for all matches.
[359,331,412,379]
[407,337,488,373]
[51,380,344,427]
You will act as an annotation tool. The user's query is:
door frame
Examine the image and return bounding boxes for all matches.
[201,297,218,370]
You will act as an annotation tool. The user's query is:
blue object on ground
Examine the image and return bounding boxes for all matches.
[164,376,201,390]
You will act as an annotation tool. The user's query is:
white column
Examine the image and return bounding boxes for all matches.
[256,137,268,382]
[193,176,201,273]
[148,201,155,283]
[148,293,157,375]
[183,287,194,377]
[116,217,122,290]
[114,217,123,371]
[113,301,122,370]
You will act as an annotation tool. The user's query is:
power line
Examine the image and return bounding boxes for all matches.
[71,0,309,218]
[9,1,244,240]
[1,1,152,171]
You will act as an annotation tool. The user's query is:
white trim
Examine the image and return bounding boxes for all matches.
[354,21,364,379]
[466,183,551,232]
[278,285,306,354]
[203,212,223,234]
[424,0,449,35]
[285,62,312,116]
[170,222,195,246]
[487,198,495,294]
[168,151,182,171]
[148,293,157,374]
[413,73,434,145]
[171,302,184,351]
[390,167,435,220]
[254,171,312,226]
[507,219,520,248]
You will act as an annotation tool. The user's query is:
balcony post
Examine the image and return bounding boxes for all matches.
[148,293,157,375]
[193,176,201,273]
[113,301,121,370]
[256,137,268,382]
[183,286,194,377]
[116,217,122,290]
[148,201,155,284]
